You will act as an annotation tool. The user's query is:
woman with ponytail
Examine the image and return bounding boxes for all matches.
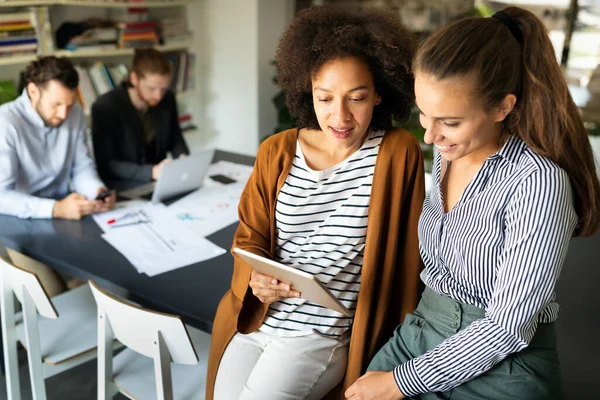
[345,6,600,400]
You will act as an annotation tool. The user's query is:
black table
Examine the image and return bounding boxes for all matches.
[0,150,255,334]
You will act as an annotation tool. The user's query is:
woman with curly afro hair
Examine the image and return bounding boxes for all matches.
[206,6,425,400]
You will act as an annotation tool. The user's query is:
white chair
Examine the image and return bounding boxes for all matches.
[89,280,211,400]
[0,255,115,400]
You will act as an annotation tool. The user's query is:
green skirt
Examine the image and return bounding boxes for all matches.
[368,287,562,400]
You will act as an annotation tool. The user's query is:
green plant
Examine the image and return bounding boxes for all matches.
[0,80,17,105]
[464,4,494,18]
[271,60,296,135]
[587,121,600,137]
[272,89,296,134]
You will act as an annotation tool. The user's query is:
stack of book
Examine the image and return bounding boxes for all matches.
[0,11,37,57]
[114,7,159,48]
[160,17,191,46]
[117,20,158,48]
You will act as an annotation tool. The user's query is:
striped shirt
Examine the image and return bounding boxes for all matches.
[395,135,578,396]
[259,130,383,337]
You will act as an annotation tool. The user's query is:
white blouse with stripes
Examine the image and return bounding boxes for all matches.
[394,135,579,396]
[258,130,384,338]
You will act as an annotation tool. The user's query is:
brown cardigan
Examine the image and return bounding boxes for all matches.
[206,128,425,399]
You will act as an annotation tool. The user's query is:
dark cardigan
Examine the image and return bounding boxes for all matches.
[91,84,189,182]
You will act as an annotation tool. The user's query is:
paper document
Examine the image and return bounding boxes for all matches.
[92,200,150,233]
[99,204,226,276]
[168,183,245,237]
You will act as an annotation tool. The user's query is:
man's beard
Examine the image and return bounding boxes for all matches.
[36,104,64,128]
[136,85,159,108]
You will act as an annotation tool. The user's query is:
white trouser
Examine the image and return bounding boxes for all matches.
[214,330,350,400]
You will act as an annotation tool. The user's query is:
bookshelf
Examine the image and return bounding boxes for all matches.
[0,41,191,65]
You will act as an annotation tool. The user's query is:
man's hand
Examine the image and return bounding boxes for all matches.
[248,269,301,304]
[52,193,99,220]
[95,187,116,212]
[345,371,405,400]
[152,158,172,180]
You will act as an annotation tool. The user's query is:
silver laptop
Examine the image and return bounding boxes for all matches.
[119,149,215,203]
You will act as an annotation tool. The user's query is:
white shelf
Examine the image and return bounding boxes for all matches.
[0,42,191,66]
[0,0,54,6]
[0,53,38,66]
[182,127,198,135]
[176,89,196,100]
[0,0,191,8]
[55,42,192,59]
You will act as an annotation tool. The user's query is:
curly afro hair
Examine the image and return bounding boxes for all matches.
[275,6,416,131]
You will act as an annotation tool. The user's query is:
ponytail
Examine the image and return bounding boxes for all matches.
[504,7,600,236]
[415,6,600,236]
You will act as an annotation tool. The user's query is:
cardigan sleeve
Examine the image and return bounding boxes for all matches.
[231,140,274,333]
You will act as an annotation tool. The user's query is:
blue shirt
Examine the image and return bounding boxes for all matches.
[395,135,578,396]
[0,90,105,219]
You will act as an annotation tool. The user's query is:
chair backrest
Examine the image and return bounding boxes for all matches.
[89,280,198,365]
[0,255,57,319]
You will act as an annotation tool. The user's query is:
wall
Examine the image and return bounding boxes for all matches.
[258,0,295,142]
[188,0,294,156]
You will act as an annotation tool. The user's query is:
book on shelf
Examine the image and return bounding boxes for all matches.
[0,36,37,46]
[0,12,32,24]
[0,29,37,38]
[116,21,157,30]
[0,42,37,54]
[166,51,195,93]
[0,23,33,32]
[0,10,37,57]
[116,7,149,23]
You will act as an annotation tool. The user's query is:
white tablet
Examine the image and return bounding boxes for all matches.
[233,247,352,317]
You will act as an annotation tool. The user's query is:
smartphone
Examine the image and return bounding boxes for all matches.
[95,189,116,201]
[210,174,237,184]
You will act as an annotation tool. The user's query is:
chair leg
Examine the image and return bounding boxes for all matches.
[97,307,114,400]
[154,331,173,400]
[1,276,21,400]
[0,327,4,376]
[22,289,47,400]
